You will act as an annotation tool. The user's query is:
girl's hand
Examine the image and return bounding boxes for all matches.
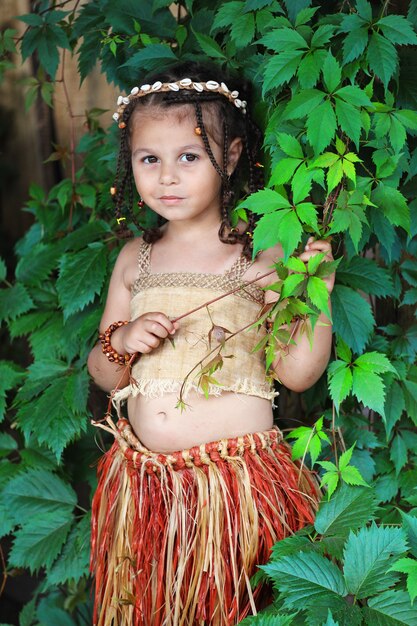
[115,313,177,355]
[298,237,335,294]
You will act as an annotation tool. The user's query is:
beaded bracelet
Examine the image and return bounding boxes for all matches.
[99,321,131,365]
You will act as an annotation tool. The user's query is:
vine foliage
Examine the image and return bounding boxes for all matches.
[1,0,417,623]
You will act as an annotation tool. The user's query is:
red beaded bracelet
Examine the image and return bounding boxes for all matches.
[98,321,131,365]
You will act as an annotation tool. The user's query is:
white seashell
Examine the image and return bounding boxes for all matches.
[117,95,123,105]
[168,82,180,91]
[122,97,130,105]
[180,78,192,86]
[152,81,162,91]
[221,82,229,93]
[193,82,203,92]
[241,100,247,107]
[206,80,219,90]
[235,98,242,108]
[140,84,151,91]
[231,90,239,99]
[112,113,120,121]
[130,86,139,95]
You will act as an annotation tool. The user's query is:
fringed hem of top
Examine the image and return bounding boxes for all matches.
[111,377,279,405]
[90,418,320,626]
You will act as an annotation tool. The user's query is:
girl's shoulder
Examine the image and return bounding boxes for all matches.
[245,243,284,289]
[115,236,145,290]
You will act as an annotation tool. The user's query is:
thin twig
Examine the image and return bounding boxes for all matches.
[0,543,7,598]
[60,50,76,230]
[173,268,276,322]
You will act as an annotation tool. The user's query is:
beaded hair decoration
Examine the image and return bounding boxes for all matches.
[112,78,247,127]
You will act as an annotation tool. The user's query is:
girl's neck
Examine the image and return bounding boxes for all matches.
[163,216,222,244]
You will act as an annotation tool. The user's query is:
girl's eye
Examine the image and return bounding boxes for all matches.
[143,155,158,164]
[180,153,198,162]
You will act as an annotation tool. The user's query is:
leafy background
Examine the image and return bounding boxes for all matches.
[1,0,417,624]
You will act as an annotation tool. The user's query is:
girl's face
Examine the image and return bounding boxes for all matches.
[130,106,241,229]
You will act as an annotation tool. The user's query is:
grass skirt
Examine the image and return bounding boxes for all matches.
[90,418,319,626]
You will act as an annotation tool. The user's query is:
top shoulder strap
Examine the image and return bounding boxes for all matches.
[137,240,152,275]
[225,254,253,280]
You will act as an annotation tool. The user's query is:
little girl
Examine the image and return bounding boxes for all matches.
[88,61,334,626]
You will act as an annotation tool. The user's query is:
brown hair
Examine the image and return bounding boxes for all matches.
[113,61,264,258]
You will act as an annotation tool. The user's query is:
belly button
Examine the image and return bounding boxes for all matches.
[157,411,167,421]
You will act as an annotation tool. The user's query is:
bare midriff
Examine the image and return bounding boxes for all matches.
[127,391,274,453]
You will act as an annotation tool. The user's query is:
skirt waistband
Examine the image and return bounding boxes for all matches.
[115,418,283,470]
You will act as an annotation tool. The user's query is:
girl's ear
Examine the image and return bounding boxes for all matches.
[227,137,243,175]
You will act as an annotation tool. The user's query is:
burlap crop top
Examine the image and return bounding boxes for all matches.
[112,241,277,406]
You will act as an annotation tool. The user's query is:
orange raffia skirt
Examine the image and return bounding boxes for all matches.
[90,418,319,626]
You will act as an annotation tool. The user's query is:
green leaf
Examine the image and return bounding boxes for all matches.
[307,276,331,318]
[36,598,77,626]
[342,26,369,64]
[0,361,25,421]
[284,88,325,119]
[372,183,410,233]
[56,244,107,320]
[389,116,407,152]
[377,15,417,46]
[384,381,406,439]
[311,24,335,48]
[322,52,341,93]
[259,26,308,52]
[277,211,303,260]
[16,378,87,459]
[15,243,62,285]
[3,468,77,519]
[389,558,417,605]
[367,31,398,89]
[364,590,416,624]
[262,551,347,609]
[253,213,282,255]
[0,433,17,458]
[335,99,361,148]
[400,513,417,559]
[306,100,337,155]
[331,285,375,354]
[231,12,255,47]
[269,158,302,186]
[343,524,407,599]
[336,257,394,297]
[295,201,319,230]
[192,30,226,58]
[334,85,373,108]
[291,168,315,205]
[297,50,324,88]
[352,366,386,416]
[356,0,372,21]
[239,189,291,214]
[212,1,244,30]
[47,513,90,585]
[314,484,376,537]
[263,50,305,94]
[288,418,329,466]
[282,273,306,298]
[390,433,408,476]
[277,132,304,158]
[0,283,34,322]
[354,351,396,374]
[9,510,73,573]
[394,109,417,131]
[122,44,178,72]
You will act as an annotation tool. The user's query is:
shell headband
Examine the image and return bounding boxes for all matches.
[112,78,247,127]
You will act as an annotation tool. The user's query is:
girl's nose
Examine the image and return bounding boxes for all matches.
[159,162,178,185]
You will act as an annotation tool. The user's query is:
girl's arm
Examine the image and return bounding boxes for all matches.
[87,239,176,393]
[268,238,335,393]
